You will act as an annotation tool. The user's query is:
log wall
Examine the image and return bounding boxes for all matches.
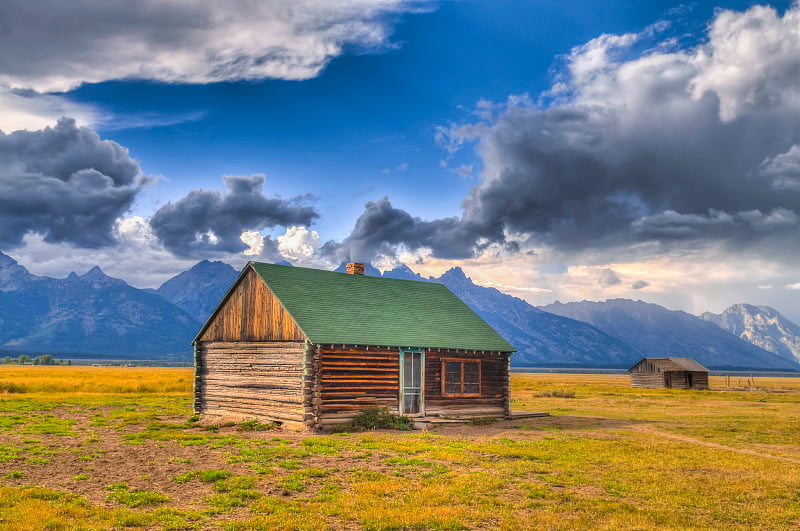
[424,350,508,418]
[630,372,667,389]
[630,370,709,389]
[195,341,306,427]
[687,371,709,389]
[198,268,305,343]
[314,346,400,428]
[196,341,513,430]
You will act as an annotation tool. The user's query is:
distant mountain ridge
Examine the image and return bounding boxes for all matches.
[541,299,799,370]
[702,304,800,365]
[1,251,797,370]
[0,253,197,357]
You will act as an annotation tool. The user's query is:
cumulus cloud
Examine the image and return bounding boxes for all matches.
[239,231,265,256]
[336,4,800,263]
[0,118,144,249]
[596,268,621,287]
[149,174,318,258]
[689,5,800,122]
[0,0,429,93]
[630,280,649,290]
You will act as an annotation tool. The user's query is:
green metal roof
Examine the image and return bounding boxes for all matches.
[249,262,514,352]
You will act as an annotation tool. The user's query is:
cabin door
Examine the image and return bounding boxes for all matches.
[400,350,424,415]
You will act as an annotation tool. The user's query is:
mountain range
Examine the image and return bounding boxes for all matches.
[0,253,196,357]
[541,299,798,370]
[1,251,798,370]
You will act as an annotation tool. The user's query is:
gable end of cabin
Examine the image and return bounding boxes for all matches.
[193,266,310,429]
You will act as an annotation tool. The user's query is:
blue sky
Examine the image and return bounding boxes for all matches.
[1,0,798,321]
[78,1,737,234]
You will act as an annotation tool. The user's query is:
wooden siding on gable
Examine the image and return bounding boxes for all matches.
[198,267,305,343]
[630,359,663,374]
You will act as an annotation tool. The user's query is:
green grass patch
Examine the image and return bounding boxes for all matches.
[105,482,170,508]
[198,469,231,482]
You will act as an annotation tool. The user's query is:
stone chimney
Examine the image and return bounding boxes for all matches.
[346,262,365,275]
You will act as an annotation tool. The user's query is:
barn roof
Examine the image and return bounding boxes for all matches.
[200,262,515,352]
[630,357,709,372]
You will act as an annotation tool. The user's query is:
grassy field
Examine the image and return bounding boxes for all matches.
[0,366,798,530]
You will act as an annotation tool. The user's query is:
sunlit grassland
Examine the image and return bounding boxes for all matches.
[0,365,192,395]
[0,367,798,530]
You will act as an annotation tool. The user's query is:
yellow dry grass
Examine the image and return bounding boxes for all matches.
[0,365,192,395]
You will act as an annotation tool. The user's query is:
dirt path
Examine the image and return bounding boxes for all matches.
[628,424,800,464]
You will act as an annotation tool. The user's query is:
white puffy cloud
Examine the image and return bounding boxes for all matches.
[689,5,800,122]
[277,226,322,264]
[240,231,265,256]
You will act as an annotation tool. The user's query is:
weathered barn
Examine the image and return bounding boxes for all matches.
[628,357,709,389]
[192,262,516,430]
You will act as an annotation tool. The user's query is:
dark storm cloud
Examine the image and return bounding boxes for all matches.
[321,196,484,262]
[0,118,142,249]
[334,5,800,262]
[150,174,318,258]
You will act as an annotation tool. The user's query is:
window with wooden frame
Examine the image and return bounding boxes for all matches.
[441,359,481,397]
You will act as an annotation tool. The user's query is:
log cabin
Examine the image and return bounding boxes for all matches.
[628,357,709,389]
[192,262,516,430]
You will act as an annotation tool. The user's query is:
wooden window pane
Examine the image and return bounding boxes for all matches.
[463,362,479,384]
[463,383,479,394]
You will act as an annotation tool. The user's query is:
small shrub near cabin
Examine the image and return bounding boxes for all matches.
[237,419,279,431]
[332,407,413,433]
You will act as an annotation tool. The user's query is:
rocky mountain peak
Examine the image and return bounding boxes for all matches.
[383,264,425,281]
[702,304,800,365]
[439,267,468,284]
[0,251,34,291]
[82,265,107,280]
